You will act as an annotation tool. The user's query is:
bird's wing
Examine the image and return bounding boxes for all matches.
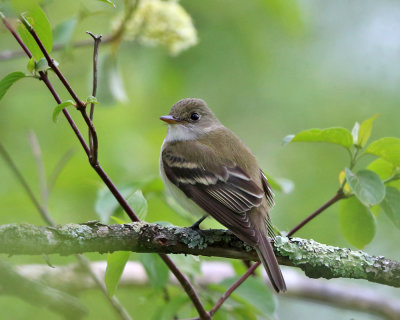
[260,170,276,238]
[162,143,264,245]
[260,170,275,208]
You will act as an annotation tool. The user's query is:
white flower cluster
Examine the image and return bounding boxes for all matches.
[116,0,198,56]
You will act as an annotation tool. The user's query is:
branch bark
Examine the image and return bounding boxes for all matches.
[1,222,399,288]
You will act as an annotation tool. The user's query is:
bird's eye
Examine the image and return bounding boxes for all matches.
[190,113,200,121]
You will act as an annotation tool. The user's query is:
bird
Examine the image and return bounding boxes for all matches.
[159,98,286,293]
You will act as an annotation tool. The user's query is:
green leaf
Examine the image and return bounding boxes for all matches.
[35,58,59,73]
[94,186,133,223]
[126,190,148,220]
[86,95,98,104]
[0,72,26,101]
[365,137,400,167]
[35,57,50,72]
[105,251,130,297]
[217,276,276,316]
[139,253,169,290]
[98,0,116,7]
[358,114,379,147]
[18,6,53,60]
[339,197,376,249]
[367,158,394,180]
[283,127,353,149]
[380,186,400,229]
[345,168,385,206]
[52,100,74,123]
[27,57,35,73]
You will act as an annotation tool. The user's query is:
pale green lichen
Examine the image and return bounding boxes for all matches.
[114,0,198,55]
[172,227,208,249]
[131,221,148,234]
[53,224,98,246]
[275,236,376,279]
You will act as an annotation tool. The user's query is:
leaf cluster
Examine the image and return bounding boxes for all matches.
[285,115,400,248]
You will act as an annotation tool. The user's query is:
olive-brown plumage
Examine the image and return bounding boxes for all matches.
[160,98,286,292]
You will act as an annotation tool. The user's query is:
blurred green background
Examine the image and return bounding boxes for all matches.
[0,0,399,319]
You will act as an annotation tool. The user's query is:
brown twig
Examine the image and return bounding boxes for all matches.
[209,262,260,317]
[86,31,102,162]
[0,36,114,61]
[287,189,345,237]
[0,18,91,157]
[3,15,210,320]
[207,189,346,317]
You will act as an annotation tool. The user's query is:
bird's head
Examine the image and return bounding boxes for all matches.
[160,98,222,141]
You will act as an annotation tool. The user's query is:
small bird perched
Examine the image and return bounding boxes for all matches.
[159,98,286,293]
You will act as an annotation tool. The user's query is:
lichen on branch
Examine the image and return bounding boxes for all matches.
[0,222,399,288]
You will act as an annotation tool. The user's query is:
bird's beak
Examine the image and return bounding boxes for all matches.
[160,115,181,124]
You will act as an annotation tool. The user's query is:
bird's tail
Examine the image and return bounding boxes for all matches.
[255,232,286,293]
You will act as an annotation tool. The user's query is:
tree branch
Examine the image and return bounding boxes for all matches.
[1,222,399,288]
[2,15,210,319]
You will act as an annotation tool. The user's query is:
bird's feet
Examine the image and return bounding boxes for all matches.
[189,215,207,230]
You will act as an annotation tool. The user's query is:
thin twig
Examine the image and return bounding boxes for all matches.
[209,262,260,317]
[40,73,91,156]
[19,15,99,162]
[4,14,210,320]
[0,35,114,62]
[207,189,346,316]
[1,17,132,320]
[111,0,139,53]
[287,189,345,237]
[159,254,210,319]
[0,17,92,157]
[86,31,102,162]
[19,15,84,107]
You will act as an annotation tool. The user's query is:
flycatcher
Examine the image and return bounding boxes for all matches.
[159,98,286,293]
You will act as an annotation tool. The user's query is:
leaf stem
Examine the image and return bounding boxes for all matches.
[209,262,260,317]
[384,174,400,184]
